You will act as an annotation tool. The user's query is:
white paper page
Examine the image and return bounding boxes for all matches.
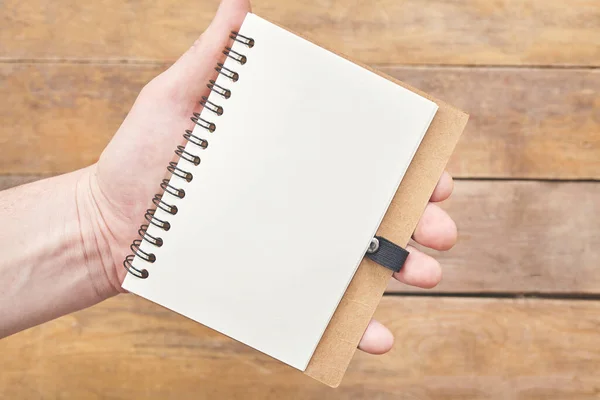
[124,13,437,371]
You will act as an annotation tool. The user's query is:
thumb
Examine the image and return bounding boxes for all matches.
[161,0,251,99]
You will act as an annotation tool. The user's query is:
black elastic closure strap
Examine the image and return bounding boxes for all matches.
[365,236,409,273]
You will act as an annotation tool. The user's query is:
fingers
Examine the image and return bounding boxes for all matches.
[187,0,251,60]
[360,246,445,355]
[393,245,442,288]
[359,246,447,354]
[359,175,455,355]
[161,0,251,97]
[359,248,443,354]
[413,202,457,251]
[358,319,394,354]
[430,171,454,202]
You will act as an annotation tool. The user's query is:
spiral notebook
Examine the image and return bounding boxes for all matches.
[123,13,467,387]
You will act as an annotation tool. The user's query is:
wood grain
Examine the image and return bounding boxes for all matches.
[2,0,600,66]
[1,176,598,294]
[385,67,600,179]
[2,295,600,399]
[2,64,598,178]
[1,0,599,396]
[0,63,160,175]
[387,180,600,294]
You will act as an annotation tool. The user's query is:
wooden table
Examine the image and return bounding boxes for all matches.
[1,0,599,398]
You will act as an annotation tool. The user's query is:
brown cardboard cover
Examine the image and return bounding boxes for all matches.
[275,25,470,387]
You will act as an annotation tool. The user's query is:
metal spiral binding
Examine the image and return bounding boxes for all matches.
[207,80,231,99]
[123,30,254,280]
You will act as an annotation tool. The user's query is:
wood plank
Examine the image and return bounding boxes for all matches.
[2,64,599,178]
[2,295,600,399]
[0,175,44,191]
[386,67,600,179]
[2,0,600,66]
[388,180,600,294]
[0,178,597,294]
[0,63,159,175]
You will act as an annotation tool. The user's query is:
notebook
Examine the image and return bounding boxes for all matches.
[123,12,467,386]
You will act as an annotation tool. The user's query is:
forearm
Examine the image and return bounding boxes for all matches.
[0,166,120,338]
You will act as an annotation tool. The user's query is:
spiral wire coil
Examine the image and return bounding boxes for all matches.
[123,31,254,279]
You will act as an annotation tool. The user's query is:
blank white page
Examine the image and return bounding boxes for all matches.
[123,13,437,371]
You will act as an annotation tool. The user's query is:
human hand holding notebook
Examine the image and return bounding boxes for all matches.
[0,0,465,388]
[68,0,459,386]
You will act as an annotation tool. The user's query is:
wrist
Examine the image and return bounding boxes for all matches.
[75,165,129,298]
[0,168,124,337]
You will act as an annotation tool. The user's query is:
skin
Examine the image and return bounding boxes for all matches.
[0,0,457,355]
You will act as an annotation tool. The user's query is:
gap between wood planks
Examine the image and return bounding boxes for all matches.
[1,58,600,70]
[4,175,599,183]
[385,292,600,300]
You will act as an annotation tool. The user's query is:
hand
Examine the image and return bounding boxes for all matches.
[86,0,457,355]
